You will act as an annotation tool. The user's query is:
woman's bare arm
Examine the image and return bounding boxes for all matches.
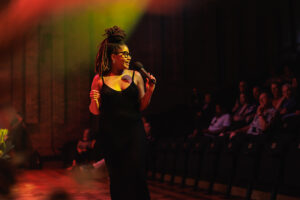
[135,71,156,111]
[89,74,102,115]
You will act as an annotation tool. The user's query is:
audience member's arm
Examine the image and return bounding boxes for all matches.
[257,106,275,131]
[229,125,250,139]
[275,96,286,110]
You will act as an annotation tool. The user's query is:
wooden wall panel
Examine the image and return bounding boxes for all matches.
[64,16,82,136]
[11,47,25,114]
[75,14,92,131]
[0,56,11,105]
[52,19,65,124]
[201,0,218,90]
[38,22,53,155]
[25,28,39,124]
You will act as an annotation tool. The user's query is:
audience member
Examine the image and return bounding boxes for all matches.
[190,88,201,111]
[231,93,256,129]
[201,103,231,136]
[252,85,261,106]
[275,84,297,117]
[229,92,276,139]
[232,80,249,113]
[270,82,282,108]
[68,129,96,170]
[142,117,155,142]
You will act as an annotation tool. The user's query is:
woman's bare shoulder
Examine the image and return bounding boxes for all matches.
[91,74,103,89]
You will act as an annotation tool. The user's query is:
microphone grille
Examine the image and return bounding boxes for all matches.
[133,61,143,69]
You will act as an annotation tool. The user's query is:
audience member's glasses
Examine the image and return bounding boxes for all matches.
[116,51,131,58]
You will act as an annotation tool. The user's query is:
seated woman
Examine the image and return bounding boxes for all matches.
[270,81,282,109]
[232,80,249,113]
[252,85,261,106]
[231,93,256,129]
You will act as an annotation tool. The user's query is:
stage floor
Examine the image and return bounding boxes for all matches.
[10,169,241,200]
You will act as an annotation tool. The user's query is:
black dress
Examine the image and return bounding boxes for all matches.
[98,71,150,200]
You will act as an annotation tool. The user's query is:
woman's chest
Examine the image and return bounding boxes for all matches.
[104,74,135,91]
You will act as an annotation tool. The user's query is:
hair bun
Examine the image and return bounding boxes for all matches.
[104,26,126,43]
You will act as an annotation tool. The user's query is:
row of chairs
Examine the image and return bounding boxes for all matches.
[146,132,300,200]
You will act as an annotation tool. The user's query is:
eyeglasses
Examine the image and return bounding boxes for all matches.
[116,51,131,58]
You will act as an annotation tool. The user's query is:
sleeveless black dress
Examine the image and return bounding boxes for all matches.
[98,71,150,200]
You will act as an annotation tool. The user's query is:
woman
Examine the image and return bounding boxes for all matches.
[232,93,256,129]
[89,26,155,200]
[270,81,282,108]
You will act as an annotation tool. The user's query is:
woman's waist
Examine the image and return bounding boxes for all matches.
[100,110,141,120]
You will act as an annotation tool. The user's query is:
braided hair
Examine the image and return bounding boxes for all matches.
[95,26,126,76]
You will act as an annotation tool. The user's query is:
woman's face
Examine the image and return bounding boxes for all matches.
[111,45,131,71]
[282,85,292,98]
[253,87,260,99]
[204,94,211,104]
[239,81,246,93]
[239,93,246,105]
[271,83,280,96]
[259,93,269,108]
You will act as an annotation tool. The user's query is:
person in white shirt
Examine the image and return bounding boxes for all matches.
[202,103,231,136]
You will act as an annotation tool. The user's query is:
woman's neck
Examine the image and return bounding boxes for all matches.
[109,68,124,76]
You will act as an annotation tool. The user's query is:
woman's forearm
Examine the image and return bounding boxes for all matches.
[140,90,153,111]
[89,100,100,115]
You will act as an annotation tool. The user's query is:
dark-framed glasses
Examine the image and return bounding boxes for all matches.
[116,51,131,58]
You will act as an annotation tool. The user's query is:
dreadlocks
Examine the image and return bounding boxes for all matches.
[95,26,126,76]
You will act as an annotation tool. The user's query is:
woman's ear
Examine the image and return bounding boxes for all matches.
[111,54,116,64]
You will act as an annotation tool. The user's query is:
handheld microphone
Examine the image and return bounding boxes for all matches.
[133,61,156,84]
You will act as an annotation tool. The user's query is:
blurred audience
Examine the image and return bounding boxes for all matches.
[192,103,231,137]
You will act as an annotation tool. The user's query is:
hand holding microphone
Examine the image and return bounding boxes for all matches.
[133,61,156,85]
[133,61,156,93]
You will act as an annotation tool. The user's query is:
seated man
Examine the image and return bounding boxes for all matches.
[202,103,231,136]
[276,83,297,118]
[229,92,276,139]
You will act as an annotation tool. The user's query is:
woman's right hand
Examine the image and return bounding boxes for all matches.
[90,89,100,101]
[89,75,102,114]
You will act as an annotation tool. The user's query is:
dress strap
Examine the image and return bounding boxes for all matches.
[132,70,135,81]
[101,73,104,83]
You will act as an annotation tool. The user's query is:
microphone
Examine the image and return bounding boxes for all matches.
[133,61,156,84]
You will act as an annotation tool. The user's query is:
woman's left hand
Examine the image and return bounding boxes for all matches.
[146,74,156,93]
